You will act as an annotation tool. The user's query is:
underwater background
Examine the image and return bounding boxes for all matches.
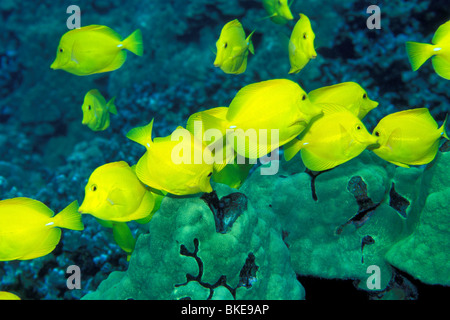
[0,0,449,300]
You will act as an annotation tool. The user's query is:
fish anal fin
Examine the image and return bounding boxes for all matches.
[20,229,61,260]
[301,149,340,171]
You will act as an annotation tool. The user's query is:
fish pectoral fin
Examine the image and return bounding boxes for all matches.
[386,128,403,151]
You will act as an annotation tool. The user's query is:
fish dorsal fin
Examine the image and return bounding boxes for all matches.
[81,24,121,40]
[0,197,53,217]
[225,19,243,30]
[396,108,436,127]
[432,20,450,45]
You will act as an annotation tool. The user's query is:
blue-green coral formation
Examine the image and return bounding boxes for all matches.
[386,151,450,286]
[83,184,304,300]
[83,147,449,300]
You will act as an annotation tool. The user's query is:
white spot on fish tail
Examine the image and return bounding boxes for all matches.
[46,222,54,226]
[229,125,237,129]
[434,47,442,52]
[117,44,123,48]
[107,198,115,205]
[147,142,151,148]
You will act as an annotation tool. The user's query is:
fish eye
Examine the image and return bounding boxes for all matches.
[375,131,380,137]
[224,42,228,49]
[88,105,91,110]
[207,172,212,177]
[59,48,63,53]
[302,94,307,101]
[356,125,361,130]
[91,184,97,192]
[303,33,307,40]
[363,93,367,99]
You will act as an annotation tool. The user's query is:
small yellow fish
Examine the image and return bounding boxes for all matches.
[284,104,378,171]
[405,20,450,79]
[51,25,143,76]
[81,89,118,131]
[126,119,214,195]
[308,82,379,119]
[0,292,21,300]
[196,79,323,159]
[371,108,448,168]
[288,14,317,74]
[0,199,83,261]
[79,161,156,222]
[262,0,294,24]
[214,19,254,74]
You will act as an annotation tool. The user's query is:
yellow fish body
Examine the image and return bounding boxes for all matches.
[371,108,448,167]
[308,82,379,119]
[50,25,143,76]
[405,20,450,79]
[262,0,294,24]
[284,104,378,171]
[81,89,118,131]
[126,119,214,195]
[199,79,323,159]
[0,292,21,300]
[78,161,156,222]
[0,199,83,261]
[214,19,254,74]
[289,14,317,74]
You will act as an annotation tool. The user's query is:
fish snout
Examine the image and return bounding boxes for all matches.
[50,61,59,69]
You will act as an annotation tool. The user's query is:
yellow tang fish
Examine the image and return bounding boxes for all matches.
[195,79,323,159]
[262,0,294,24]
[289,14,317,74]
[126,119,214,195]
[0,199,83,261]
[284,104,378,171]
[0,292,21,300]
[308,82,379,119]
[405,20,450,79]
[79,161,156,222]
[214,19,255,75]
[81,89,118,131]
[371,108,448,168]
[51,25,143,76]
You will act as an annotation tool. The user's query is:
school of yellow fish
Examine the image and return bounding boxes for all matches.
[1,0,449,299]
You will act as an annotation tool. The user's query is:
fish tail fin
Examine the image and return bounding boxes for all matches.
[126,119,154,148]
[246,30,255,55]
[53,201,84,231]
[122,29,144,56]
[107,96,118,115]
[405,41,433,71]
[432,55,450,80]
[283,138,304,161]
[440,113,449,140]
